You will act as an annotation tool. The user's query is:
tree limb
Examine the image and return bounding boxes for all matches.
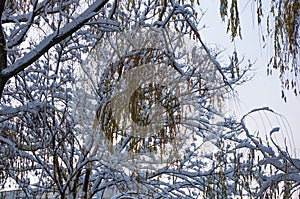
[0,0,109,98]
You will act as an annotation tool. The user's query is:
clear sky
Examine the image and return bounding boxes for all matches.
[200,1,300,156]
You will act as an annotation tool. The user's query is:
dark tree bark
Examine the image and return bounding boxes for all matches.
[0,0,7,99]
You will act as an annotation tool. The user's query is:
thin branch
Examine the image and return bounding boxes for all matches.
[1,0,109,79]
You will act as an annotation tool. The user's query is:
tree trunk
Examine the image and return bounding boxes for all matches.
[0,77,6,99]
[82,165,91,199]
[0,0,7,99]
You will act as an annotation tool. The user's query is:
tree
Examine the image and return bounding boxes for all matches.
[218,0,299,100]
[0,0,299,99]
[0,0,299,198]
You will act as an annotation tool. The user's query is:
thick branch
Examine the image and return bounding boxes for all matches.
[0,0,7,72]
[1,0,109,79]
[0,0,7,98]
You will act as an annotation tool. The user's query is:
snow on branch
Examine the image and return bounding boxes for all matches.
[2,0,109,78]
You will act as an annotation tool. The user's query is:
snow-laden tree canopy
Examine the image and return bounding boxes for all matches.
[0,0,299,198]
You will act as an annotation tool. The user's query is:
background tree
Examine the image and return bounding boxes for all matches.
[219,0,299,100]
[0,0,299,198]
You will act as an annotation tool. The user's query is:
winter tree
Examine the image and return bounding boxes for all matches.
[0,0,299,198]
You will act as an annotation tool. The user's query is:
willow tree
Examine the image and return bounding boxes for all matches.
[0,0,299,198]
[218,0,299,100]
